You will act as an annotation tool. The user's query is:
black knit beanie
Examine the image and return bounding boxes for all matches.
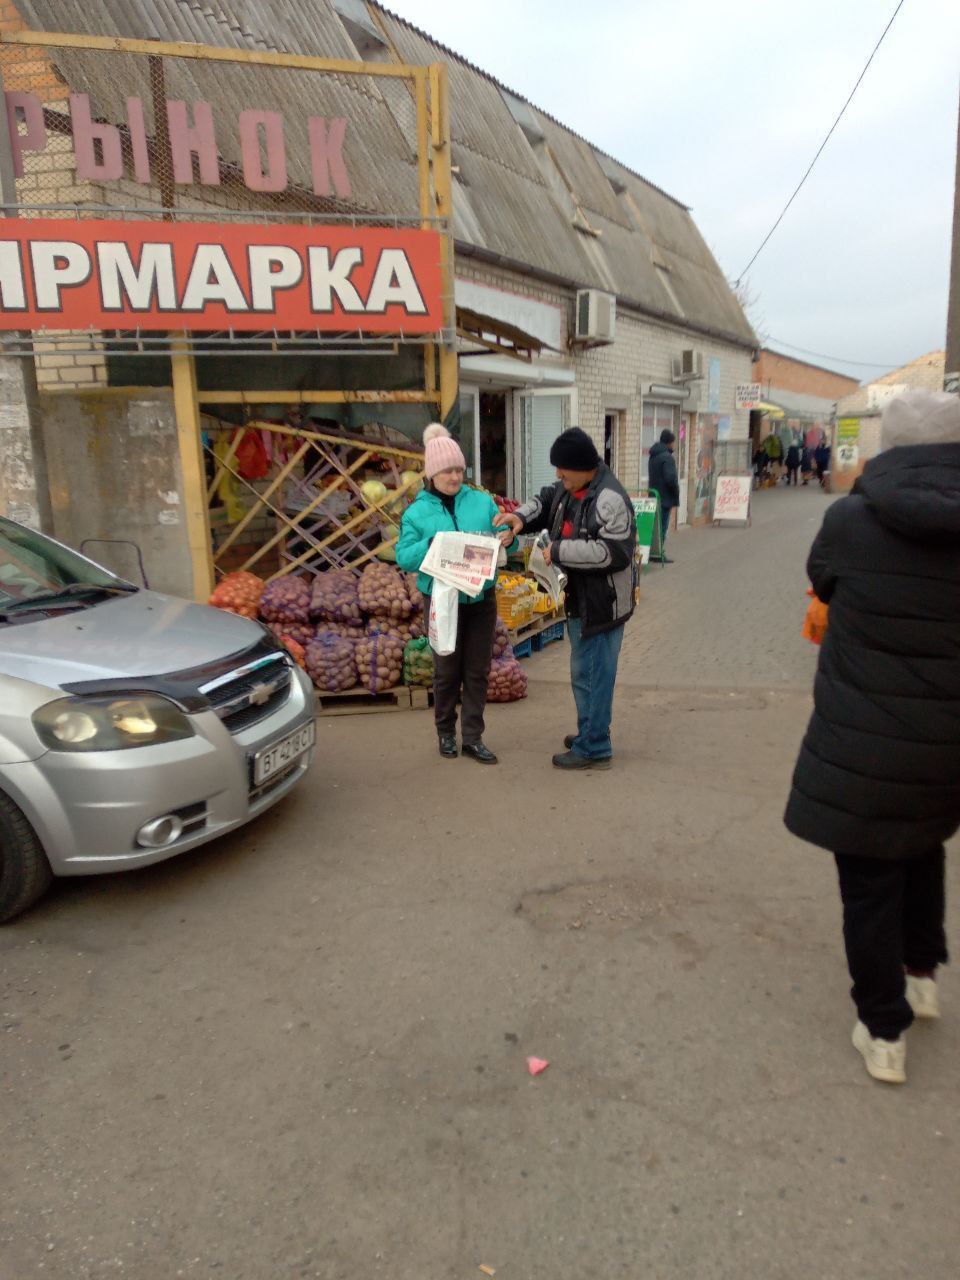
[549,427,600,470]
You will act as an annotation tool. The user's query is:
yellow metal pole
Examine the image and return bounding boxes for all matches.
[414,69,438,411]
[430,62,458,421]
[170,339,215,601]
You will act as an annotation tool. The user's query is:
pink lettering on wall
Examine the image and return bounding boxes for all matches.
[309,116,351,199]
[166,99,220,186]
[70,93,123,182]
[3,92,356,201]
[5,91,46,178]
[126,96,152,184]
[239,110,287,193]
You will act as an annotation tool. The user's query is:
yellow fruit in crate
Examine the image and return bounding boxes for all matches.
[360,479,388,505]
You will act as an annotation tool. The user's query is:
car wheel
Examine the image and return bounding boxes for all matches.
[0,790,53,922]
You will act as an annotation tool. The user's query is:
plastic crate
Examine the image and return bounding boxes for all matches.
[512,636,533,660]
[532,619,565,651]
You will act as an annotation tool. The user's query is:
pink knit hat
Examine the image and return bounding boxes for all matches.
[423,422,466,478]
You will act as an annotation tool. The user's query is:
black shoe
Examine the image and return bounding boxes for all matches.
[659,556,674,564]
[438,735,458,758]
[563,734,576,749]
[551,750,611,770]
[462,741,498,764]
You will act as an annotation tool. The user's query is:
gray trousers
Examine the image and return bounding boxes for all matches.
[430,592,497,744]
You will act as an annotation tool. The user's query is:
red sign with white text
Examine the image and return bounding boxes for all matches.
[0,219,444,333]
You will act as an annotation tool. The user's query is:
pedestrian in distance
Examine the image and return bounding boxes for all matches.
[647,429,680,562]
[784,391,960,1085]
[814,440,830,487]
[763,431,783,481]
[800,444,814,485]
[785,441,801,486]
[397,423,514,765]
[493,427,636,770]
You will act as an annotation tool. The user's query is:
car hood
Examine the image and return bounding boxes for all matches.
[0,590,267,690]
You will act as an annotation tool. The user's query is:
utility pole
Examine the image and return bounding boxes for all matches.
[946,85,960,394]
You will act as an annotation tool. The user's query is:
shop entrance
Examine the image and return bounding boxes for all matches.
[603,411,621,475]
[479,391,509,494]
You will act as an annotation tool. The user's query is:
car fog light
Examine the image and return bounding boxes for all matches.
[136,815,185,849]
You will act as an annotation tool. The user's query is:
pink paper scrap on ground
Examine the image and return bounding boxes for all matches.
[526,1056,549,1076]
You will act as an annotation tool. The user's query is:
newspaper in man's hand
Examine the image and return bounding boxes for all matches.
[527,530,567,609]
[421,531,501,598]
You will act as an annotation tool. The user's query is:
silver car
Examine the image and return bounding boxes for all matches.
[0,517,316,920]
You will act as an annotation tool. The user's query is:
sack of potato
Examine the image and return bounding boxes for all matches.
[486,656,528,702]
[491,616,514,661]
[358,562,415,620]
[304,631,358,692]
[276,635,307,669]
[268,621,314,648]
[310,568,363,625]
[367,616,418,645]
[259,576,311,624]
[355,630,405,693]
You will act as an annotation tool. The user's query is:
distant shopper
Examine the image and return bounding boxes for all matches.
[801,444,814,485]
[784,391,960,1085]
[763,431,783,479]
[785,442,801,486]
[397,423,513,765]
[647,429,680,562]
[494,427,636,769]
[814,440,830,487]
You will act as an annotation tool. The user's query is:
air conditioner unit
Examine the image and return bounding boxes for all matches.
[575,289,616,344]
[671,348,703,382]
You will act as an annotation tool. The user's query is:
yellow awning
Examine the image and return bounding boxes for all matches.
[757,401,785,419]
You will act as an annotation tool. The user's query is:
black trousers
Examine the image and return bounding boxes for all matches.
[430,593,497,744]
[834,848,948,1040]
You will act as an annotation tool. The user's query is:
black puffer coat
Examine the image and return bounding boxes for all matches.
[784,443,960,859]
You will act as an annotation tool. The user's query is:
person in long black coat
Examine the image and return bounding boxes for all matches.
[784,391,960,1085]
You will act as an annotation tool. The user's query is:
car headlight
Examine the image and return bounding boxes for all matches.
[32,695,195,752]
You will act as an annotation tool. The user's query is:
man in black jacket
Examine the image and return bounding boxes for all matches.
[785,391,960,1085]
[647,430,680,562]
[494,427,636,769]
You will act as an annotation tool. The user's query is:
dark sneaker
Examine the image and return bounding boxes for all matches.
[551,750,611,770]
[462,741,498,764]
[438,735,458,758]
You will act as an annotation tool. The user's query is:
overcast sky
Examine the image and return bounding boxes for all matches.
[384,0,959,383]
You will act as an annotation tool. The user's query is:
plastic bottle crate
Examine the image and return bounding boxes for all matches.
[512,636,534,660]
[532,619,565,652]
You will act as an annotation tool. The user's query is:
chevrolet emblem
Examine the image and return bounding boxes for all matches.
[248,682,273,706]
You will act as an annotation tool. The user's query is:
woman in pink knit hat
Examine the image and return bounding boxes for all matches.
[397,423,513,764]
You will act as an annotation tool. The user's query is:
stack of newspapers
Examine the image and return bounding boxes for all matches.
[420,531,501,597]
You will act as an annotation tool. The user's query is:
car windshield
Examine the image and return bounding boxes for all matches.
[0,517,133,609]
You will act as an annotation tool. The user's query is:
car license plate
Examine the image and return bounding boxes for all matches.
[252,722,315,785]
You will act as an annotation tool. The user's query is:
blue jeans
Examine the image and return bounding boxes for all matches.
[660,505,672,550]
[567,617,624,759]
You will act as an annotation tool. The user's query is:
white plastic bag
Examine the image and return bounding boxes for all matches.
[428,580,459,656]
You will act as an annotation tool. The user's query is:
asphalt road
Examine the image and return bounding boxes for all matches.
[2,487,957,1280]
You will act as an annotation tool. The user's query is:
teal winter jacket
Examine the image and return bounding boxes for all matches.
[397,486,509,603]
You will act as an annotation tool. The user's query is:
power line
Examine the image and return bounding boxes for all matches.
[735,0,907,285]
[766,338,902,369]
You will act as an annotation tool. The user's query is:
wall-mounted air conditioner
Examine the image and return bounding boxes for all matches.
[574,289,616,344]
[671,348,703,382]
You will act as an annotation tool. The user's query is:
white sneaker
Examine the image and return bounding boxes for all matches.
[852,1020,906,1084]
[906,975,941,1020]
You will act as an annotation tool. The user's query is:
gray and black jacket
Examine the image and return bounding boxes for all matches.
[516,463,636,637]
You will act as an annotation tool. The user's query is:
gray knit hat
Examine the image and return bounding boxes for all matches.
[881,390,960,450]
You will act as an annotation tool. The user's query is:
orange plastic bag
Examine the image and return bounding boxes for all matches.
[801,588,828,645]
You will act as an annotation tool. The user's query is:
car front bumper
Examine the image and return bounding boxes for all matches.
[1,667,316,874]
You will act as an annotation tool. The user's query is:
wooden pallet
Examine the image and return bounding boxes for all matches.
[508,611,565,645]
[315,684,432,717]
